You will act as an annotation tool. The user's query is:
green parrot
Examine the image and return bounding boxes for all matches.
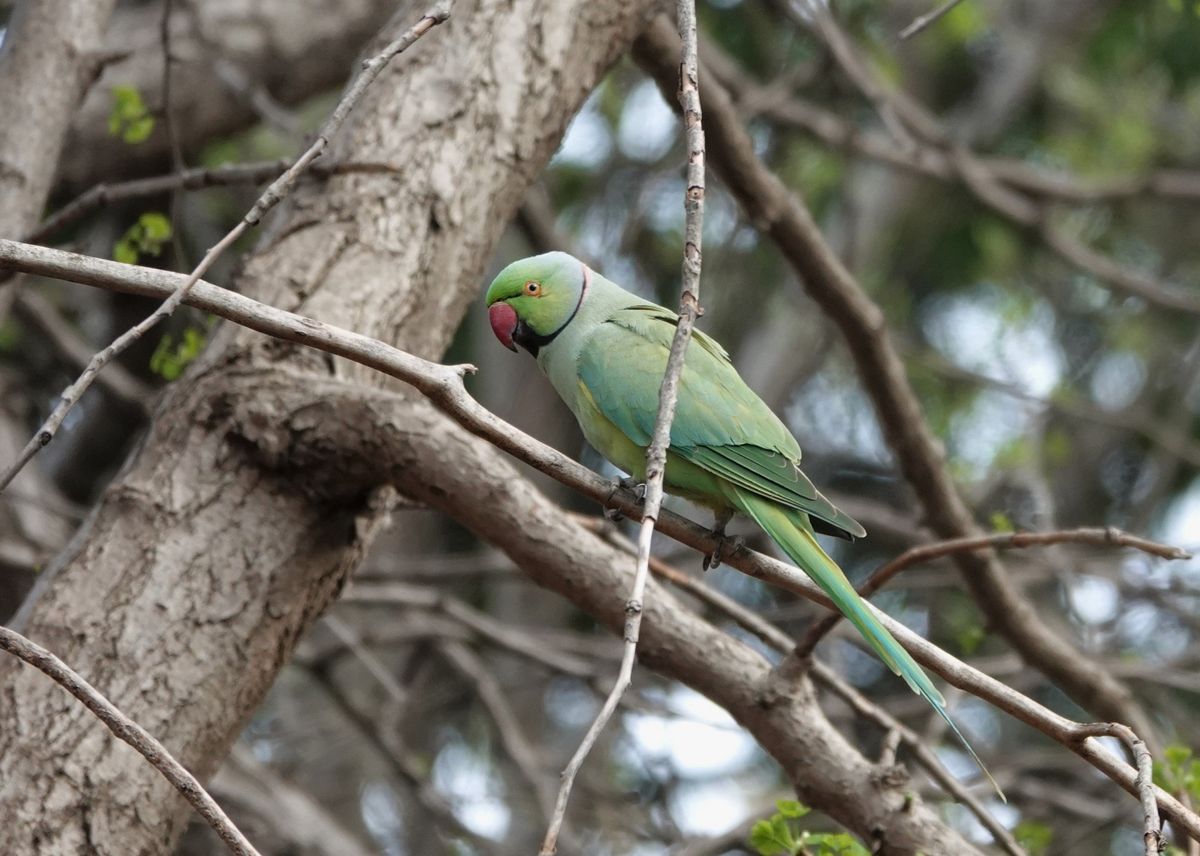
[485,251,996,793]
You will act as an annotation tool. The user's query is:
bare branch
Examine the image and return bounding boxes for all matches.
[540,4,706,850]
[1076,722,1163,856]
[899,0,969,40]
[0,3,452,496]
[0,627,262,856]
[796,527,1192,657]
[1,238,1194,841]
[27,159,400,245]
[12,289,154,414]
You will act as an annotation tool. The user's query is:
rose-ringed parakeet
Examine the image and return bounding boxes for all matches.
[485,251,996,791]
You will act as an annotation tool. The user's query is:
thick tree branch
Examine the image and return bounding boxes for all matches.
[0,0,120,240]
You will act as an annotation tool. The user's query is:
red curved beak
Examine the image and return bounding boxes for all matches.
[488,302,518,352]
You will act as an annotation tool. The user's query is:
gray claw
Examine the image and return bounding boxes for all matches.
[703,533,744,572]
[605,477,646,521]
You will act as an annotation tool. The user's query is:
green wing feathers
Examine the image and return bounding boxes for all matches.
[735,491,1002,799]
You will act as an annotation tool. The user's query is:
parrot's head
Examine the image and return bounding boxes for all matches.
[484,251,589,356]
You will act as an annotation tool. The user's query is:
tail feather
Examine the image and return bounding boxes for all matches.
[735,491,1004,800]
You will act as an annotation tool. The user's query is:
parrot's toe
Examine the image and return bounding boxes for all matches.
[703,533,744,572]
[604,476,646,521]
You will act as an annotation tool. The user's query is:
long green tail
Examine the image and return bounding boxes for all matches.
[736,492,1003,800]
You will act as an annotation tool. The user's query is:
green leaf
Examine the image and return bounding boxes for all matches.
[775,800,810,819]
[112,212,173,264]
[989,511,1015,533]
[1154,744,1200,801]
[138,212,172,243]
[113,238,139,265]
[108,85,156,145]
[749,819,793,856]
[149,326,209,382]
[1014,820,1054,856]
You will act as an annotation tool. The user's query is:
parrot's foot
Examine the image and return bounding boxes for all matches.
[604,476,646,521]
[703,512,741,571]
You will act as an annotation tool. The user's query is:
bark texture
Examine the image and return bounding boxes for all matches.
[0,0,119,236]
[0,1,658,852]
[54,0,400,195]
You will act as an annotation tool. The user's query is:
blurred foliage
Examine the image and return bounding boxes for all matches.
[749,801,869,856]
[113,211,172,265]
[1014,819,1055,856]
[1154,744,1200,803]
[149,326,207,382]
[107,85,155,145]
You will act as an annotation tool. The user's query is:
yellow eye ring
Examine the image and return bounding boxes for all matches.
[524,281,541,296]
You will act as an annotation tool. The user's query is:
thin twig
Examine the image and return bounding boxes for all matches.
[1076,722,1163,856]
[795,527,1192,657]
[0,626,262,856]
[539,5,705,851]
[0,3,451,496]
[1,239,1195,842]
[899,0,968,40]
[27,159,399,244]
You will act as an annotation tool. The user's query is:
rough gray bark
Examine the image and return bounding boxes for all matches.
[0,0,119,236]
[55,0,401,194]
[0,1,659,852]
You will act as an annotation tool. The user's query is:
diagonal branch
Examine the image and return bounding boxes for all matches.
[0,627,261,856]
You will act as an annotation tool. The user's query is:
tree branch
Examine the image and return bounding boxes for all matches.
[796,527,1192,657]
[0,627,261,856]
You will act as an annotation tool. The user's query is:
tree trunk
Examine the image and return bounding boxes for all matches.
[0,1,656,852]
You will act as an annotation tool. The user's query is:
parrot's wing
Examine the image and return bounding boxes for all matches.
[577,304,865,539]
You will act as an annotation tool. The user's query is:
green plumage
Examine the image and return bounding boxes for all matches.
[485,252,999,797]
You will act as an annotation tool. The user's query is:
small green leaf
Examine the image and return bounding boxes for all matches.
[749,819,792,856]
[112,212,173,264]
[775,800,809,819]
[139,212,172,242]
[113,238,138,265]
[989,511,1015,533]
[1014,819,1054,856]
[108,85,156,145]
[149,326,209,382]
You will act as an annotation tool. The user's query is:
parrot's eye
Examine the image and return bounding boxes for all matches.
[524,281,542,296]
